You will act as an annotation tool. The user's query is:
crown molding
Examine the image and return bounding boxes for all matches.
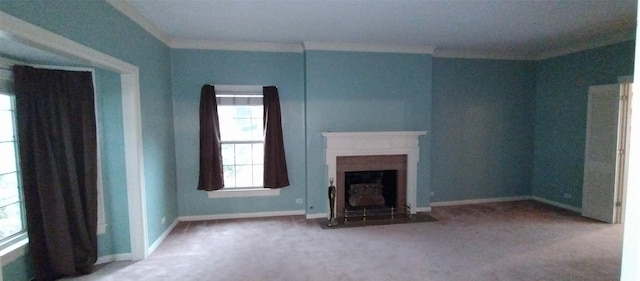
[303,41,435,54]
[169,40,304,53]
[433,49,535,61]
[535,30,636,60]
[106,0,171,46]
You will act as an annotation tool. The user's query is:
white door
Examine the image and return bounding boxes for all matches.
[582,84,627,223]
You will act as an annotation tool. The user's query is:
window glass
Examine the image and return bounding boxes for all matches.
[0,141,17,174]
[0,172,19,205]
[0,203,24,240]
[0,111,14,142]
[218,99,264,188]
[0,93,25,244]
[0,95,11,110]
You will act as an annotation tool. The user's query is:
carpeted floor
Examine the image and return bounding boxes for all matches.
[64,200,623,281]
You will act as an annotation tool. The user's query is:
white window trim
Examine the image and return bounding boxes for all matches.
[206,84,280,199]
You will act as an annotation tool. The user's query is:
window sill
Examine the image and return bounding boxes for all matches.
[208,188,280,198]
[0,237,28,266]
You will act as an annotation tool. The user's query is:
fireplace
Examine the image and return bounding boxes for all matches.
[345,170,397,210]
[323,131,426,221]
[336,155,407,220]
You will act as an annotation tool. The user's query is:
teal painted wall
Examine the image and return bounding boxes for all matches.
[533,41,635,208]
[171,49,306,216]
[304,51,432,214]
[2,254,33,281]
[1,0,178,279]
[432,58,537,202]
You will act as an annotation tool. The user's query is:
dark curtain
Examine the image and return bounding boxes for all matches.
[197,84,224,191]
[13,65,98,281]
[263,86,289,188]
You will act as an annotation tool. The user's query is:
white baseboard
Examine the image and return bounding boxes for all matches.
[179,210,306,222]
[531,196,581,213]
[430,196,531,207]
[95,253,132,265]
[429,195,582,213]
[414,207,432,213]
[147,218,179,255]
[305,213,328,219]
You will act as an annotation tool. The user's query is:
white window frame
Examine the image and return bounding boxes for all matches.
[0,57,106,265]
[207,85,279,198]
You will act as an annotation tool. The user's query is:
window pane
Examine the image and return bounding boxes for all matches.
[0,172,19,206]
[0,202,24,240]
[218,106,235,142]
[253,143,263,165]
[0,95,11,110]
[251,106,262,119]
[0,142,17,174]
[218,105,263,141]
[251,117,263,140]
[253,165,263,186]
[235,118,252,140]
[235,143,252,165]
[223,165,236,188]
[235,106,252,118]
[250,106,263,140]
[235,165,253,187]
[217,106,234,116]
[219,118,234,141]
[0,111,14,142]
[221,143,235,165]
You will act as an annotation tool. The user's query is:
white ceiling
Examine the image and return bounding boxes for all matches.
[125,0,637,59]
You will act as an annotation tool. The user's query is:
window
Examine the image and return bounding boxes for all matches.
[217,87,264,189]
[0,91,26,249]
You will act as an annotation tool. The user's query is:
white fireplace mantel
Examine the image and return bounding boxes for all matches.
[322,131,427,214]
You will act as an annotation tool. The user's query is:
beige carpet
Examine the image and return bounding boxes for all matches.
[64,200,623,281]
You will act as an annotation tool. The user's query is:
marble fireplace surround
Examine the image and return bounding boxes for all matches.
[322,131,427,216]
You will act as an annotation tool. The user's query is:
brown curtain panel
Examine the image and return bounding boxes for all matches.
[13,65,98,280]
[263,86,289,188]
[197,84,224,191]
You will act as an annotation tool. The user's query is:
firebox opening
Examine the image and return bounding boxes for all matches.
[344,170,397,211]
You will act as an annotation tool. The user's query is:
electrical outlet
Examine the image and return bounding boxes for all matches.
[563,193,572,199]
[295,198,303,204]
[161,217,166,224]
